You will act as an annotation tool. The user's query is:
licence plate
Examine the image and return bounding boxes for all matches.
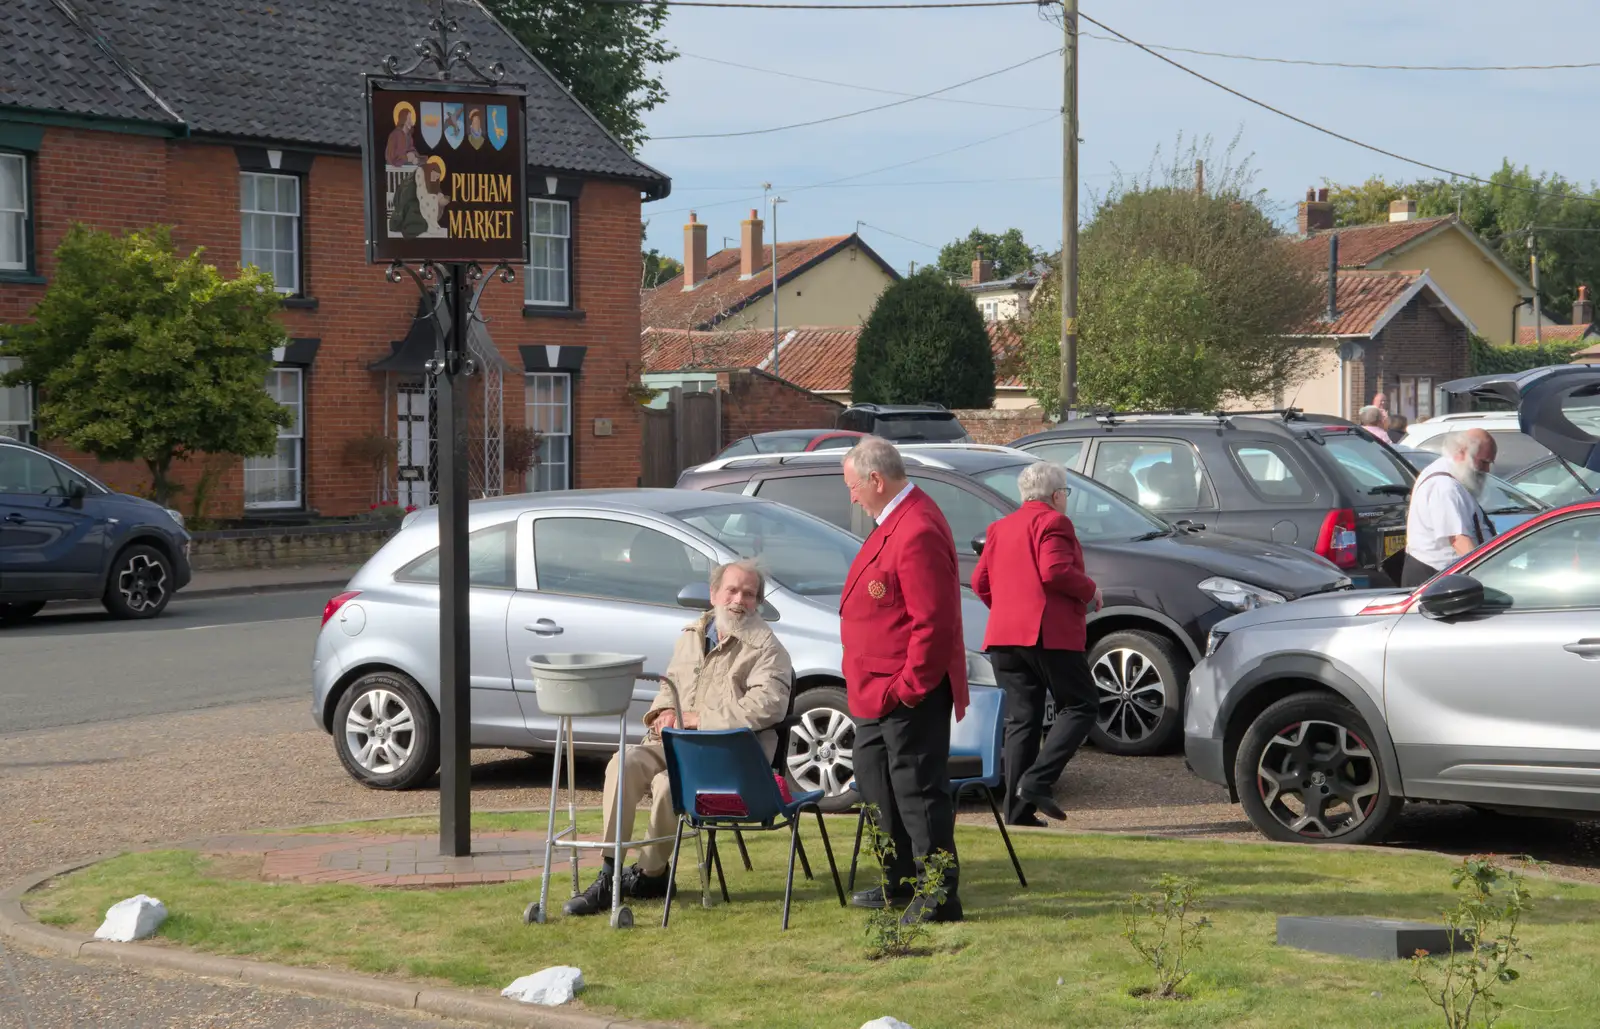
[1383,532,1406,560]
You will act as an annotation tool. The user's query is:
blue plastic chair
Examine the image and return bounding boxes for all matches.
[846,685,1027,891]
[660,727,847,930]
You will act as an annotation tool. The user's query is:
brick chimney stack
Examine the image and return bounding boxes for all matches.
[1389,196,1417,223]
[683,211,708,290]
[971,245,993,284]
[1576,284,1594,326]
[739,208,764,280]
[1297,187,1334,235]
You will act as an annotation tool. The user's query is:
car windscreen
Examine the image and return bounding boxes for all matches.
[1481,476,1544,515]
[873,413,967,442]
[677,501,858,596]
[752,435,811,454]
[1509,458,1600,506]
[1312,429,1415,495]
[972,462,1169,543]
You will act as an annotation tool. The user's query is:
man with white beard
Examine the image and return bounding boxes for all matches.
[564,559,793,915]
[1401,428,1499,587]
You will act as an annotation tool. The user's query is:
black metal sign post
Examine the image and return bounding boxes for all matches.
[362,2,527,858]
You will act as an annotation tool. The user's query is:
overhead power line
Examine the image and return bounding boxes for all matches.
[588,0,1041,8]
[670,174,1061,192]
[857,221,940,249]
[1081,13,1600,207]
[654,47,1058,139]
[1080,30,1600,72]
[679,52,1057,112]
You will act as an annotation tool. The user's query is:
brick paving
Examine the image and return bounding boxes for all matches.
[191,831,606,888]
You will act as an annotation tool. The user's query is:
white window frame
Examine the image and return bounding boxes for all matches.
[0,152,28,273]
[524,199,571,307]
[240,172,301,295]
[0,355,32,441]
[525,372,571,491]
[243,368,304,510]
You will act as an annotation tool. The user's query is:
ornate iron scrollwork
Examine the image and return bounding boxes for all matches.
[382,1,506,84]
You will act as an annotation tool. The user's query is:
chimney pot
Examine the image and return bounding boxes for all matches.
[1316,187,1329,203]
[971,244,993,284]
[739,208,765,280]
[1388,196,1417,223]
[683,211,709,290]
[1298,189,1335,235]
[1575,283,1595,326]
[1306,188,1316,202]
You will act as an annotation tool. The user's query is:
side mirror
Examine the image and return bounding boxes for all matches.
[1174,519,1206,533]
[1417,573,1485,620]
[675,582,712,612]
[66,480,87,509]
[971,532,986,556]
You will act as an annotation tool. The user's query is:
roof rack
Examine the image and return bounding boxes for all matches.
[1084,407,1306,427]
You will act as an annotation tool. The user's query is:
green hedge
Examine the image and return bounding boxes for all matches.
[1469,334,1587,375]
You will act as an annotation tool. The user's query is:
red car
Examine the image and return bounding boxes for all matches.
[712,429,865,460]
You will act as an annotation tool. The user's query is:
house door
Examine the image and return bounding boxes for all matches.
[396,383,433,508]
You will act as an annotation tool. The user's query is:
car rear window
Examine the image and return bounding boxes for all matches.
[1230,442,1315,503]
[872,413,967,442]
[1413,429,1552,477]
[1314,430,1414,495]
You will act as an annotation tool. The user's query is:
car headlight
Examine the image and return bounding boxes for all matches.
[1198,576,1285,613]
[164,508,185,528]
[966,650,997,686]
[1205,629,1229,657]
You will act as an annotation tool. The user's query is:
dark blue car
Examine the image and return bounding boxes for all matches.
[0,437,192,623]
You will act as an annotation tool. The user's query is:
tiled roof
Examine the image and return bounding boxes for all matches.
[1292,216,1452,267]
[642,236,863,330]
[1514,323,1599,346]
[643,323,1024,393]
[3,0,668,191]
[1292,270,1426,337]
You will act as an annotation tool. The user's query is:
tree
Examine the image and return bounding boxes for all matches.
[0,225,291,504]
[852,269,995,409]
[642,248,681,289]
[484,0,675,153]
[1018,137,1324,413]
[937,227,1039,281]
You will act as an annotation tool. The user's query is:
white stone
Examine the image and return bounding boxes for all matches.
[93,895,168,942]
[860,1019,916,1029]
[502,966,585,1006]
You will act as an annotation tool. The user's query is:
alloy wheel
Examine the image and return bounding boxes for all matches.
[1255,719,1381,838]
[117,553,168,614]
[1092,647,1166,744]
[786,706,855,797]
[344,688,417,775]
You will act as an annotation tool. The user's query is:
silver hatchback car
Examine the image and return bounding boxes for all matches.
[1185,499,1600,845]
[312,490,994,810]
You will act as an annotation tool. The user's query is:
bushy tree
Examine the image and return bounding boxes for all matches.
[937,227,1039,281]
[852,269,995,409]
[0,225,291,504]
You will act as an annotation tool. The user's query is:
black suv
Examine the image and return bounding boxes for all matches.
[836,403,971,443]
[676,445,1350,755]
[1011,411,1415,587]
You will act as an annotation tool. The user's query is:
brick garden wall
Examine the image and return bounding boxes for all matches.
[188,524,397,572]
[715,368,843,446]
[952,408,1055,445]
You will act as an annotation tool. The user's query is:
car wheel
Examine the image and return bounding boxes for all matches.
[333,671,440,790]
[0,601,46,625]
[1088,630,1188,756]
[784,685,859,813]
[1234,692,1403,845]
[101,545,174,619]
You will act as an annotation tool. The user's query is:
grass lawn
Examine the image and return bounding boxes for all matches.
[27,813,1600,1029]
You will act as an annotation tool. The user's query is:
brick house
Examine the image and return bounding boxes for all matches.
[1,0,668,518]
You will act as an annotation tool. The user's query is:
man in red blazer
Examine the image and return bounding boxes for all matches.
[840,437,968,923]
[973,460,1102,826]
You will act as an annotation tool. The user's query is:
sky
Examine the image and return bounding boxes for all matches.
[634,0,1599,275]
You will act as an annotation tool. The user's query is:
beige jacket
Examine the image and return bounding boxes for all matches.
[644,612,794,760]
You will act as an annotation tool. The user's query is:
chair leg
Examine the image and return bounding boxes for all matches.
[982,785,1027,888]
[813,809,846,906]
[782,817,800,931]
[847,805,867,893]
[733,829,753,871]
[662,819,687,929]
[707,830,730,903]
[796,833,814,881]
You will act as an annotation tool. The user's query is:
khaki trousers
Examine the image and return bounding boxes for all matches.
[599,741,675,876]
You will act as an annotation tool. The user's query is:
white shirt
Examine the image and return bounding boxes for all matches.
[1406,457,1492,570]
[876,481,916,525]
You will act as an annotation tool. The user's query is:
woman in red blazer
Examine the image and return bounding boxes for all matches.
[972,461,1102,826]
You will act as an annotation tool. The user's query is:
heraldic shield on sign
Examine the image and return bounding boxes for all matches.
[364,80,528,265]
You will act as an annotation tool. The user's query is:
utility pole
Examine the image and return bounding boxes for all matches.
[1529,231,1543,345]
[1058,0,1078,422]
[772,195,786,377]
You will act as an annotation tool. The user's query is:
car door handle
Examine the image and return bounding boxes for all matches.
[1564,639,1600,659]
[525,620,564,636]
[3,513,23,524]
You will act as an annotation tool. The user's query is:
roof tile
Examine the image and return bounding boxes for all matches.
[1293,270,1423,336]
[1292,216,1452,267]
[642,236,855,330]
[1514,323,1599,346]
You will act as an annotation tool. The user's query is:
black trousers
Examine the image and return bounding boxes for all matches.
[853,679,958,895]
[989,645,1097,821]
[1400,553,1442,588]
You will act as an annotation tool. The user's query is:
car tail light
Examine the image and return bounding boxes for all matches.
[1314,509,1359,568]
[322,590,361,627]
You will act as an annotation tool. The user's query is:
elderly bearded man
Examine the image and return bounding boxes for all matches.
[1401,428,1499,588]
[563,560,793,916]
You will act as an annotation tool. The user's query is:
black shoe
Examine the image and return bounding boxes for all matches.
[1007,813,1047,828]
[850,884,913,910]
[622,863,674,900]
[1019,789,1066,821]
[901,892,964,925]
[562,869,615,917]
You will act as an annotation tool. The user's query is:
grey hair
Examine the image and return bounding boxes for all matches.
[844,435,906,482]
[1356,405,1386,426]
[1017,460,1068,502]
[1441,430,1491,462]
[710,559,764,597]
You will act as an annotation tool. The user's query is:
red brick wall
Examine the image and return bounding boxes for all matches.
[715,369,842,446]
[1354,298,1469,415]
[1,126,643,517]
[952,408,1053,445]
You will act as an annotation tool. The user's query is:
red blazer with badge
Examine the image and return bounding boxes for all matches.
[971,500,1097,652]
[841,486,969,722]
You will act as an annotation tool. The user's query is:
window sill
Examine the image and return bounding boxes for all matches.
[0,271,46,285]
[523,306,585,320]
[280,297,320,311]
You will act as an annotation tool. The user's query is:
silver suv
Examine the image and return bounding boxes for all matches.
[310,490,994,810]
[1185,498,1600,844]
